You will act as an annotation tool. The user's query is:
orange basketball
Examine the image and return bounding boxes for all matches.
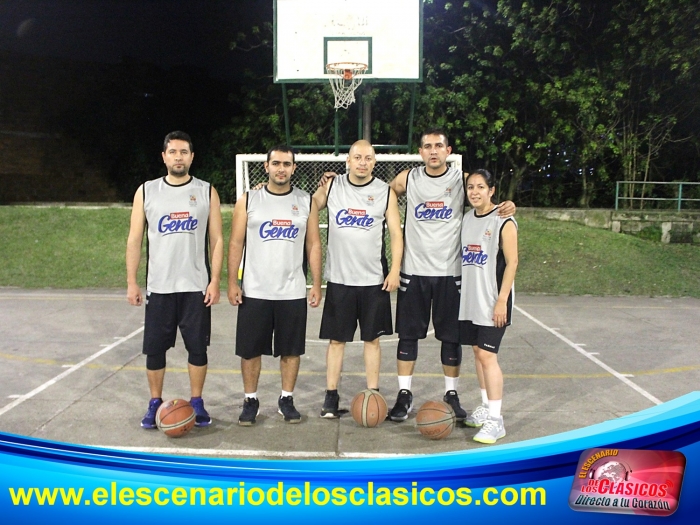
[415,400,455,440]
[155,399,196,437]
[350,389,388,428]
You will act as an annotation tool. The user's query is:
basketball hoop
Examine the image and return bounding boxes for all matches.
[326,62,367,110]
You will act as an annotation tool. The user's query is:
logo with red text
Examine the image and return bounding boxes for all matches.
[462,244,487,268]
[414,201,453,221]
[569,448,685,517]
[158,211,198,234]
[259,219,299,241]
[335,208,374,230]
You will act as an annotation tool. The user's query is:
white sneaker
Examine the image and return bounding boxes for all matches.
[473,416,506,444]
[465,403,490,428]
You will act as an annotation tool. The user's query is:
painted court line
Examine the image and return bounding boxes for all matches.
[102,445,408,459]
[514,305,662,405]
[0,326,144,417]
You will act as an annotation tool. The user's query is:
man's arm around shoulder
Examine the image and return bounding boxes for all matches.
[389,169,409,197]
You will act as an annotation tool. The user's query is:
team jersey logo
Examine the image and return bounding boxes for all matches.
[158,211,198,234]
[259,219,300,241]
[189,195,197,207]
[291,204,300,216]
[335,208,375,230]
[414,201,453,221]
[462,244,488,267]
[366,195,375,206]
[483,228,493,241]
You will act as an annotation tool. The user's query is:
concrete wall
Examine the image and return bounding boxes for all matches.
[517,208,700,244]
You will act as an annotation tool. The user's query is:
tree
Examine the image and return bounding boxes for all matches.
[600,0,700,207]
[210,0,700,206]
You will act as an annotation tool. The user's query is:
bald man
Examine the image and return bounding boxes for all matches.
[312,140,403,418]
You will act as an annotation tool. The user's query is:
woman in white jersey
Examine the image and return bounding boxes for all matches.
[458,169,518,444]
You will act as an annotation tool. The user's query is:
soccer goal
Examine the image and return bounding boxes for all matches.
[235,153,462,203]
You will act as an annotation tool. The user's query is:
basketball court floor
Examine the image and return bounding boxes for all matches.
[0,289,698,459]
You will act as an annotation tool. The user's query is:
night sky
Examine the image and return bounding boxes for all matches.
[0,0,269,81]
[0,1,281,202]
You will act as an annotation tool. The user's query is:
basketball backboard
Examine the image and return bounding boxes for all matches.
[274,0,422,83]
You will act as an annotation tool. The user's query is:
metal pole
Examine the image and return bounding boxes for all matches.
[282,84,291,146]
[334,111,340,156]
[615,181,620,211]
[357,89,363,141]
[678,183,683,211]
[362,85,372,141]
[407,83,417,151]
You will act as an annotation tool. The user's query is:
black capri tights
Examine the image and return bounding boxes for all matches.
[396,339,462,366]
[146,351,208,371]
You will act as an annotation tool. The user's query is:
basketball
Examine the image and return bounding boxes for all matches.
[155,399,196,437]
[350,389,388,428]
[415,400,455,440]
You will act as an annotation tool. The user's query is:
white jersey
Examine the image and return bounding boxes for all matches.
[241,186,310,300]
[402,166,465,276]
[143,176,211,294]
[458,208,516,326]
[324,175,390,286]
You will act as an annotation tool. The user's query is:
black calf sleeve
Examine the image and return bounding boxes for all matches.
[188,352,208,367]
[397,339,418,361]
[146,353,166,371]
[440,341,462,366]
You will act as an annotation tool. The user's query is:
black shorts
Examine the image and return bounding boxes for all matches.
[319,282,393,342]
[143,291,211,356]
[395,274,461,343]
[235,297,307,359]
[459,320,507,353]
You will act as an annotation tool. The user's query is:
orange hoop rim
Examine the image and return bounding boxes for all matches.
[326,62,368,76]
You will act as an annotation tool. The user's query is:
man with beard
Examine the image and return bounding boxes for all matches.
[228,145,323,426]
[127,131,224,429]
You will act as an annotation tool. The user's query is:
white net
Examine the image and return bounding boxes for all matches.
[326,62,367,110]
[235,153,463,285]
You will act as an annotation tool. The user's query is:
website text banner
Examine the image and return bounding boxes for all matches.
[1,392,699,523]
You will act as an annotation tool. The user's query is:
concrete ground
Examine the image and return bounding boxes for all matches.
[0,289,698,459]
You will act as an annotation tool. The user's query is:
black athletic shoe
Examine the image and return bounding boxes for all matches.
[443,390,467,421]
[389,389,413,422]
[238,397,259,426]
[278,395,301,423]
[320,390,340,418]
